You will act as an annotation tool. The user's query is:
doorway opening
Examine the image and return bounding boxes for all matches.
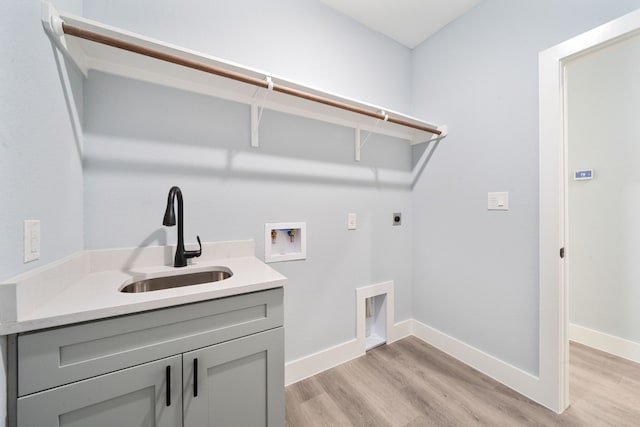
[539,8,640,412]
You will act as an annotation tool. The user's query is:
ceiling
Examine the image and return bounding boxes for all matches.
[319,0,482,49]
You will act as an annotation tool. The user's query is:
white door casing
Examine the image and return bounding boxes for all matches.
[539,8,640,413]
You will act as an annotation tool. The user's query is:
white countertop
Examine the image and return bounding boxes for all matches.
[0,240,286,334]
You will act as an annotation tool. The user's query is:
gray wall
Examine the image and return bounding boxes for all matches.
[567,33,640,343]
[411,0,640,374]
[1,1,83,424]
[80,0,415,363]
[83,74,414,361]
[0,0,84,279]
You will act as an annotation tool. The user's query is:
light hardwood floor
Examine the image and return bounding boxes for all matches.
[285,337,640,426]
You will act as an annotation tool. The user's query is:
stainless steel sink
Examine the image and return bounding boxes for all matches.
[120,269,232,293]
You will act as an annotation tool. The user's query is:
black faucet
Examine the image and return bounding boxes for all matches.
[162,186,202,267]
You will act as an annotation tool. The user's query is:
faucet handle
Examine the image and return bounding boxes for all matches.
[194,235,202,257]
[184,235,202,259]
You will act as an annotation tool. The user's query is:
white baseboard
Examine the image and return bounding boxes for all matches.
[570,323,640,364]
[284,319,413,386]
[411,320,541,402]
[284,338,363,386]
[389,318,413,343]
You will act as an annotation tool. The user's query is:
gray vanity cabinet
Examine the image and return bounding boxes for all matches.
[11,288,284,427]
[17,355,182,427]
[183,327,285,427]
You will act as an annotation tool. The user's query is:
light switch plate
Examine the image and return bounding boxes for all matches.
[347,213,357,230]
[488,192,509,211]
[24,220,41,263]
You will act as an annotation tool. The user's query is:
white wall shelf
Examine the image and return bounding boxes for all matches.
[42,2,447,157]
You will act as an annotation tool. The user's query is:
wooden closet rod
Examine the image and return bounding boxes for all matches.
[61,22,442,136]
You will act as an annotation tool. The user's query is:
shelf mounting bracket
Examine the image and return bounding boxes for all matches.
[250,76,274,148]
[354,111,387,161]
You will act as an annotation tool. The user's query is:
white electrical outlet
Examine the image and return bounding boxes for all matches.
[347,213,357,230]
[24,220,41,263]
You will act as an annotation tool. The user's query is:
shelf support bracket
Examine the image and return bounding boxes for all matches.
[251,103,260,148]
[354,111,387,161]
[250,76,274,148]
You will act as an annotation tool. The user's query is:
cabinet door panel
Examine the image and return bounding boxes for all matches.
[183,328,284,427]
[17,356,181,427]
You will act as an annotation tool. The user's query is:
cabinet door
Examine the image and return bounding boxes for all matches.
[17,355,182,427]
[183,327,284,427]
